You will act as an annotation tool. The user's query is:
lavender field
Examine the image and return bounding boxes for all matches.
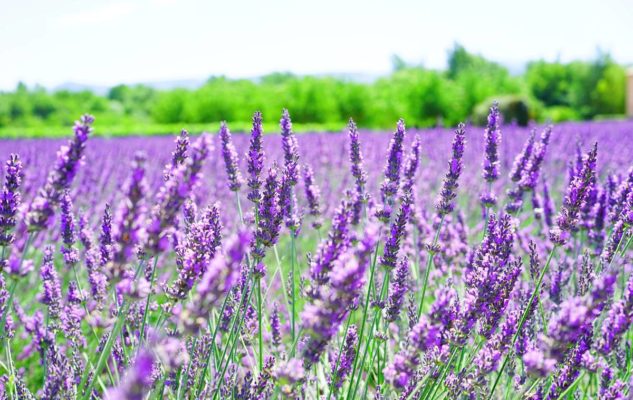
[0,106,632,399]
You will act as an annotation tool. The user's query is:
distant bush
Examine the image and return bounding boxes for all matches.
[473,95,536,127]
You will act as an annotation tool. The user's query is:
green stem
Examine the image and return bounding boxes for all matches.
[417,216,445,319]
[212,281,256,400]
[326,312,354,399]
[344,240,381,399]
[290,231,296,345]
[81,301,131,400]
[257,276,263,371]
[138,256,159,347]
[349,273,390,400]
[195,294,230,397]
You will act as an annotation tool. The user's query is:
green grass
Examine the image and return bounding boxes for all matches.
[0,121,348,139]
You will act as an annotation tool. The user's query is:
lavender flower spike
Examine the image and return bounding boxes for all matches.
[59,191,79,266]
[112,152,148,271]
[163,129,189,181]
[549,143,598,245]
[482,101,501,183]
[377,119,406,221]
[436,123,466,217]
[0,154,22,247]
[384,257,409,322]
[252,164,283,267]
[303,164,322,229]
[509,130,536,182]
[348,118,367,202]
[280,109,299,186]
[219,121,243,192]
[105,348,155,400]
[247,111,265,204]
[401,135,421,194]
[39,246,63,320]
[27,114,93,231]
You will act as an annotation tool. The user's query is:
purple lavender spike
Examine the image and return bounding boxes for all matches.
[219,121,243,192]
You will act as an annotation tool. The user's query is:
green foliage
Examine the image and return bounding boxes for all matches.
[526,52,626,119]
[0,46,627,137]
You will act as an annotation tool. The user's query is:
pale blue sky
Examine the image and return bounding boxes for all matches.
[1,0,631,90]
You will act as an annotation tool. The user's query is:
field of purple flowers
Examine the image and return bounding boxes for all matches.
[0,105,632,399]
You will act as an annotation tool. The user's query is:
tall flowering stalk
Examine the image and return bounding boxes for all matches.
[59,192,79,267]
[480,102,501,208]
[519,125,552,192]
[27,115,93,231]
[302,165,322,230]
[163,129,189,181]
[308,196,354,289]
[247,111,265,204]
[348,118,368,223]
[436,123,466,217]
[419,123,467,320]
[219,122,243,192]
[0,154,22,249]
[111,152,148,276]
[549,143,598,245]
[376,119,406,222]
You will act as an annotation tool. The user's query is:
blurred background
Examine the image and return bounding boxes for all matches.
[1,0,632,137]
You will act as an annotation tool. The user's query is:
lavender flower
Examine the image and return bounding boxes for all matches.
[401,135,421,194]
[302,165,322,229]
[0,154,22,247]
[280,109,299,186]
[597,275,633,355]
[509,130,536,182]
[384,257,409,322]
[27,114,93,231]
[271,303,281,347]
[308,197,353,287]
[384,315,441,389]
[58,191,79,267]
[457,214,519,340]
[247,111,265,204]
[519,126,552,192]
[252,165,283,266]
[377,119,406,221]
[112,152,148,271]
[106,349,155,400]
[99,203,113,266]
[330,324,358,391]
[482,102,501,183]
[219,121,243,192]
[549,143,598,245]
[348,118,368,202]
[39,246,62,320]
[436,123,466,217]
[163,129,189,181]
[380,191,413,270]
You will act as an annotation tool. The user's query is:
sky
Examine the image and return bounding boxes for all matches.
[1,0,632,90]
